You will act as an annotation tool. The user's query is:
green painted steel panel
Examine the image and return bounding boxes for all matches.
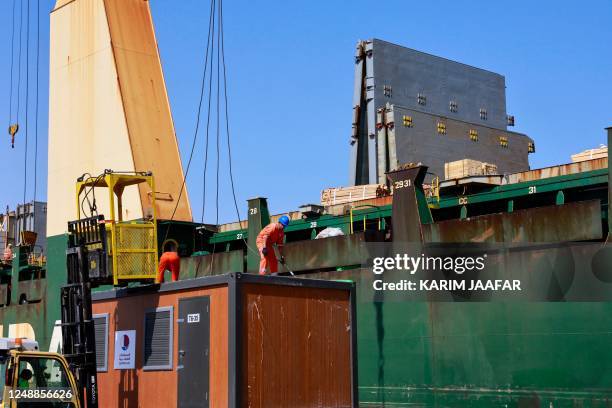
[282,231,383,271]
[425,200,604,243]
[246,197,270,273]
[306,268,612,406]
[180,250,244,277]
[205,169,608,249]
[0,234,67,352]
[436,169,608,208]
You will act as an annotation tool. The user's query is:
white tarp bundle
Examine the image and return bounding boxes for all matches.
[315,227,345,239]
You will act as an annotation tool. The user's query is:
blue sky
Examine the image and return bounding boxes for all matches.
[0,0,610,223]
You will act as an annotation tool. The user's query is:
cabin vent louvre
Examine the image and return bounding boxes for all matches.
[144,307,173,370]
[94,314,109,372]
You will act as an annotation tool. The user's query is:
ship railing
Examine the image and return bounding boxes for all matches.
[349,204,383,234]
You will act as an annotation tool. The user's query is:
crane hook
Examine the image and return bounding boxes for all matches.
[8,124,19,148]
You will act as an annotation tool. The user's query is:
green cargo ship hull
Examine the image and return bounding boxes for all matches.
[3,156,612,407]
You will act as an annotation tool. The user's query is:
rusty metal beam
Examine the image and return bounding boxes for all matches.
[425,199,603,243]
[386,165,431,244]
[282,231,384,272]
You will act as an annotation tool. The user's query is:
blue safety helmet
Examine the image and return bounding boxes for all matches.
[279,215,290,227]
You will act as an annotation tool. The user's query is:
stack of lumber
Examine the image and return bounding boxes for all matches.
[321,184,389,206]
[571,145,608,163]
[444,159,498,180]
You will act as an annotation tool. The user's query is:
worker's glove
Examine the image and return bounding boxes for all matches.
[261,247,268,256]
[280,256,286,265]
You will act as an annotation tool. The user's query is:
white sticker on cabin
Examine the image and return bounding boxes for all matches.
[187,313,200,323]
[114,330,136,370]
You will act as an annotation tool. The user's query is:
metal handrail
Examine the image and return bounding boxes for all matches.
[428,176,441,208]
[349,204,382,234]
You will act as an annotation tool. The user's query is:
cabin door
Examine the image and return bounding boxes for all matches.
[178,296,210,407]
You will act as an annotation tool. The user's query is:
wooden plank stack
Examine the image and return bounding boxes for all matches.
[444,159,498,180]
[571,146,608,163]
[321,184,389,206]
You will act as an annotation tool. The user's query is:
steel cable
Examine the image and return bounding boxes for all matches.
[162,0,216,245]
[23,0,30,207]
[201,0,217,225]
[34,0,40,202]
[8,0,17,129]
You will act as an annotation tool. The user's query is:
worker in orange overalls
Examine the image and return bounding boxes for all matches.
[256,215,290,275]
[157,242,180,283]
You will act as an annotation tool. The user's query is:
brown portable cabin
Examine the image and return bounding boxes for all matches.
[91,273,358,407]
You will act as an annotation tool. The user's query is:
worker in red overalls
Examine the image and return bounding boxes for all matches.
[157,242,180,283]
[256,215,290,275]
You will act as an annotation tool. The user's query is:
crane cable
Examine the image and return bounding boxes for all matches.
[162,0,216,245]
[211,0,257,256]
[163,0,256,265]
[201,0,217,225]
[8,0,17,144]
[219,0,244,239]
[209,0,222,271]
[16,0,23,142]
[214,1,221,229]
[6,0,38,243]
[8,0,24,149]
[216,0,258,257]
[23,0,31,207]
[34,0,40,202]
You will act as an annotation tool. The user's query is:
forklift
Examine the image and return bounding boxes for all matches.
[1,337,80,407]
[2,171,161,408]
